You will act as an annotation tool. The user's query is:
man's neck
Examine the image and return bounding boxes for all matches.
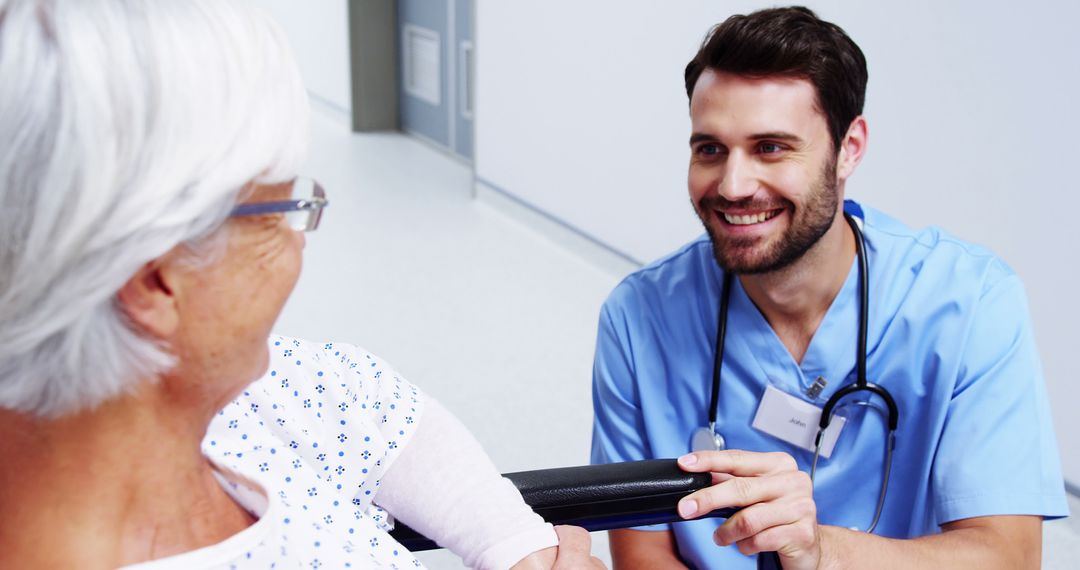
[739,212,856,364]
[0,384,255,569]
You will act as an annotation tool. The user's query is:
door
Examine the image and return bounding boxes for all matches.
[398,0,474,162]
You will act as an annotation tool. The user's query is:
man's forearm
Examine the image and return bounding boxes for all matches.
[609,529,688,570]
[817,516,1041,570]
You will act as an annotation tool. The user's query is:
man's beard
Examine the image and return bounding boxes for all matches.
[697,155,839,275]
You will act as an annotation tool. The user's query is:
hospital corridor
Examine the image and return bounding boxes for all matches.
[3,1,1078,568]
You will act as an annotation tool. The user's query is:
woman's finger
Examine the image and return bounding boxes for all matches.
[552,525,600,569]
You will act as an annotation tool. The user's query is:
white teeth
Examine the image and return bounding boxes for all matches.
[723,211,777,225]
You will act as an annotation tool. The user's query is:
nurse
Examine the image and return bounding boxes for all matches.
[590,6,1068,569]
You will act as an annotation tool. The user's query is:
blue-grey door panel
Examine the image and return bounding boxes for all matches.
[398,0,450,148]
[453,0,474,160]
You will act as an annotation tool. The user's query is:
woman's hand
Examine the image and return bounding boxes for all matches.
[551,526,606,569]
[676,450,820,570]
[511,525,606,570]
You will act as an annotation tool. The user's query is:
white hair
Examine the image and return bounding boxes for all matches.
[0,0,310,417]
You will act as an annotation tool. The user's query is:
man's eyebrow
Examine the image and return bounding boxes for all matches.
[689,131,805,146]
[689,132,718,146]
[750,131,803,142]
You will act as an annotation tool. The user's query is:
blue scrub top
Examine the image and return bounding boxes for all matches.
[590,201,1068,569]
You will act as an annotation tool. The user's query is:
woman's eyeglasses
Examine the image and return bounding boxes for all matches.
[229,177,328,232]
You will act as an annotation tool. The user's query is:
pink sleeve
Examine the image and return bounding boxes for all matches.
[374,397,558,570]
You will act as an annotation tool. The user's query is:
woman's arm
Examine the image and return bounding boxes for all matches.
[376,397,600,569]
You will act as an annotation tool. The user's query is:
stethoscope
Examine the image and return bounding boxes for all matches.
[691,213,899,534]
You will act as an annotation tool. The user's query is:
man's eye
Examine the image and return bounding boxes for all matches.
[759,142,783,154]
[697,143,722,156]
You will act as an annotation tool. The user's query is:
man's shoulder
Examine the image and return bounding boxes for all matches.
[603,234,716,312]
[861,203,1016,292]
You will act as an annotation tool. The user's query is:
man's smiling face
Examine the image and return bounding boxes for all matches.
[688,69,843,274]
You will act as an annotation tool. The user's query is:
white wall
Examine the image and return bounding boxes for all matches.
[475,0,1080,487]
[256,0,352,117]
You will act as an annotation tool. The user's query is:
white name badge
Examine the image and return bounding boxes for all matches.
[751,384,845,459]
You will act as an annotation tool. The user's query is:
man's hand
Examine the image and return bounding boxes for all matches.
[675,450,820,570]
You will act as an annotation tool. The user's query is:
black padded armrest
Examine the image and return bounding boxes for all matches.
[388,459,738,552]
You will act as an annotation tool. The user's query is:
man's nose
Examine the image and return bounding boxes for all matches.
[716,152,758,201]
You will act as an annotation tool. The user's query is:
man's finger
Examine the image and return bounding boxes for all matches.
[678,449,798,477]
[714,495,816,546]
[730,522,817,559]
[677,469,812,518]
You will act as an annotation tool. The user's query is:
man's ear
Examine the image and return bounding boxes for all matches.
[116,258,180,339]
[836,115,868,180]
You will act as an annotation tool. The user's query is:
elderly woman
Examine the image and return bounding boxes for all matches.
[0,1,604,569]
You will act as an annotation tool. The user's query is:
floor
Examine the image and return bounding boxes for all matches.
[275,109,1080,568]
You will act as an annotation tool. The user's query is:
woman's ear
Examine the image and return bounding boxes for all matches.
[836,115,869,180]
[116,258,180,339]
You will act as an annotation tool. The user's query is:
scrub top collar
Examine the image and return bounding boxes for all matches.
[711,200,867,401]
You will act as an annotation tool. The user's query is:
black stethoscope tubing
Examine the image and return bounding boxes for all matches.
[706,213,899,534]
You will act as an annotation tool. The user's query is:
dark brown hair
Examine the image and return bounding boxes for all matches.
[684,6,867,150]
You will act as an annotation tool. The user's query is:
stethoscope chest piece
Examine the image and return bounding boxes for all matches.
[691,423,726,452]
